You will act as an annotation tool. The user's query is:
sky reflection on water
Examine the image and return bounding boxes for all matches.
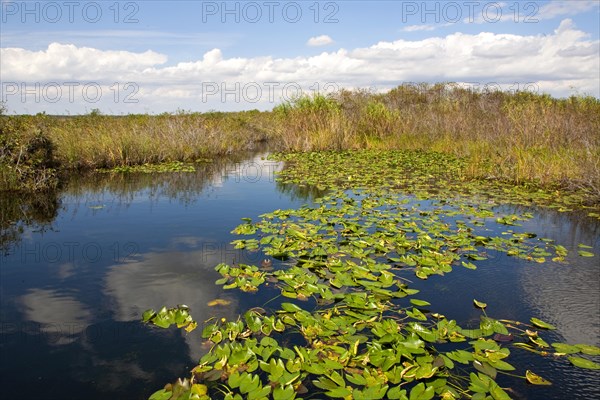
[1,153,599,399]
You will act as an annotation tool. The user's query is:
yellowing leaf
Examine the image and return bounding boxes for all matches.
[191,384,208,395]
[525,370,551,385]
[473,299,487,309]
[185,321,198,333]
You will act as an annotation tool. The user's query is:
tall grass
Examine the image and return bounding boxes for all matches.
[272,84,600,199]
[49,110,273,169]
[1,84,599,201]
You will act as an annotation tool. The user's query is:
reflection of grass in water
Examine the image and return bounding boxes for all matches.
[0,190,61,254]
[64,150,266,204]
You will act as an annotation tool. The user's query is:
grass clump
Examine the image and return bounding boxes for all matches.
[0,112,59,191]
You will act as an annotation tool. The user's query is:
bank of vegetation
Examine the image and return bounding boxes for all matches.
[1,84,599,202]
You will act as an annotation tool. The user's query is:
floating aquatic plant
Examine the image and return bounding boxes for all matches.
[143,150,598,399]
[98,161,196,173]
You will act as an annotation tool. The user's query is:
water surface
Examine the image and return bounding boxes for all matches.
[1,152,599,399]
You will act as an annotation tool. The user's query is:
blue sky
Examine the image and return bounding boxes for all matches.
[1,1,599,114]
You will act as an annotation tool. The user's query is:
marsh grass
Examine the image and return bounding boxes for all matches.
[273,84,600,200]
[49,110,273,169]
[1,84,599,201]
[1,109,273,191]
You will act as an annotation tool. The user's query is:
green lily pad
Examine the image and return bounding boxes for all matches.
[575,344,600,355]
[568,356,600,370]
[530,317,556,330]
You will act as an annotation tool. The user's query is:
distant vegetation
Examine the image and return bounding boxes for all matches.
[1,84,599,202]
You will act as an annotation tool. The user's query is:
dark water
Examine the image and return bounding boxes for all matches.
[1,152,599,399]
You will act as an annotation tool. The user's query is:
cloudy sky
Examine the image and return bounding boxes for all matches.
[1,0,599,114]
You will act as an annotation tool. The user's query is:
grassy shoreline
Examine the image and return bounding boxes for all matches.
[1,84,599,203]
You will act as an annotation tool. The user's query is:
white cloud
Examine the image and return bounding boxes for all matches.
[538,0,599,19]
[402,25,436,32]
[470,0,599,24]
[307,35,334,47]
[1,20,598,114]
[0,42,167,81]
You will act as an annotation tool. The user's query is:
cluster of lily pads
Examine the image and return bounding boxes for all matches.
[143,150,598,400]
[98,161,196,173]
[271,150,599,215]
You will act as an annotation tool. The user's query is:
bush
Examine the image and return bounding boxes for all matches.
[0,115,58,191]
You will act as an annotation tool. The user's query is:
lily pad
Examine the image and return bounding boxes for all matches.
[473,299,487,309]
[568,356,600,370]
[575,344,600,356]
[530,318,556,330]
[577,250,594,257]
[525,370,552,385]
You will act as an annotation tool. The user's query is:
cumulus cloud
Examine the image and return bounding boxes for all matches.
[0,42,167,81]
[1,20,598,113]
[306,35,334,47]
